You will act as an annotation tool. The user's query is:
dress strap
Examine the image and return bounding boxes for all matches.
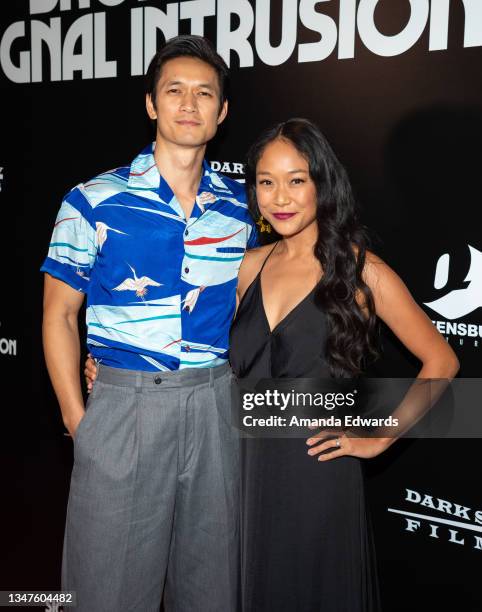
[258,241,280,276]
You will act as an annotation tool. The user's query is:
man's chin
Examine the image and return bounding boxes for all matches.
[160,131,211,148]
[177,137,209,148]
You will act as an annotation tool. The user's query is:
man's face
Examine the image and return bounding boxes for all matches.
[146,56,228,149]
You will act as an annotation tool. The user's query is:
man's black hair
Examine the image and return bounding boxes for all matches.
[145,35,229,109]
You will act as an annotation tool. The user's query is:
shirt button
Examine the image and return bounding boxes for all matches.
[154,375,162,385]
[185,229,189,236]
[184,267,189,274]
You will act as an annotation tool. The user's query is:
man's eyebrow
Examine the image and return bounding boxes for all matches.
[164,80,216,90]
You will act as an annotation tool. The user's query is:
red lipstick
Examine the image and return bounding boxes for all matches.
[272,213,296,220]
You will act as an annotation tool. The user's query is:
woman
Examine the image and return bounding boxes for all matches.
[230,118,458,611]
[85,118,459,611]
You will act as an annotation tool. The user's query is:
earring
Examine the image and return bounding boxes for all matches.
[256,214,272,234]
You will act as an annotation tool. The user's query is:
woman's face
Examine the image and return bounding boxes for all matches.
[255,138,317,238]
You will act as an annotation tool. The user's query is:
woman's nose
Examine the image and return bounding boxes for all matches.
[274,187,290,206]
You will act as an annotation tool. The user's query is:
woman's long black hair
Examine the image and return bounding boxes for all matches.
[245,118,379,377]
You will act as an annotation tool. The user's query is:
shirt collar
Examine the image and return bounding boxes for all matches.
[127,143,160,192]
[127,143,233,206]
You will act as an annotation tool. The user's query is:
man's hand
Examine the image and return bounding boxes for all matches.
[66,409,86,439]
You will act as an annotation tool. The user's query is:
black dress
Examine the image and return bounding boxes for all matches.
[230,245,381,612]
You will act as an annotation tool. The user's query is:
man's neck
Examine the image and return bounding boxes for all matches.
[153,137,206,199]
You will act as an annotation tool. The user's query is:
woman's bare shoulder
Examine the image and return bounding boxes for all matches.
[238,244,274,297]
[244,243,274,262]
[362,250,396,289]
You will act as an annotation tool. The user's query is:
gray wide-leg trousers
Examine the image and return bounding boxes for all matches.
[61,363,239,612]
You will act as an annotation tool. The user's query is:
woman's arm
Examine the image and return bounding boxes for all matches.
[363,252,459,378]
[307,252,460,460]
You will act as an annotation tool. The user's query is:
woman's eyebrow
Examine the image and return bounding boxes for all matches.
[257,169,308,175]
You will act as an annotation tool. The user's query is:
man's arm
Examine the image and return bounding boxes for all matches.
[42,273,86,438]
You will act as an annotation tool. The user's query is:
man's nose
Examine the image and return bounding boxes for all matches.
[180,91,197,112]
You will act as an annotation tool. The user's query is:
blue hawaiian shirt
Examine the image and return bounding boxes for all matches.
[41,143,258,371]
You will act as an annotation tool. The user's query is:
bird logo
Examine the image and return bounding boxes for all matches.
[113,264,162,300]
[96,222,127,251]
[424,245,482,320]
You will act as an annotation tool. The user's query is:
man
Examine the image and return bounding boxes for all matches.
[41,35,257,612]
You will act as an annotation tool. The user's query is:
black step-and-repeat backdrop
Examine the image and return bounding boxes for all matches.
[1,1,481,610]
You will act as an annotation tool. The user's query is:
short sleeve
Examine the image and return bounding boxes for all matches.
[40,184,97,293]
[247,216,260,249]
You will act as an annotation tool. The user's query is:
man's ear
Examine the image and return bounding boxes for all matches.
[217,99,228,125]
[146,93,157,121]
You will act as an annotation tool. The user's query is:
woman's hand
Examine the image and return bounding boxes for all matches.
[306,430,392,461]
[84,353,98,392]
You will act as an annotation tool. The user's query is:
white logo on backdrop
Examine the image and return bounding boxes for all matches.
[424,245,482,320]
[388,488,482,551]
[0,321,17,356]
[1,0,482,82]
[0,338,16,356]
[423,245,482,346]
[210,161,245,183]
[0,166,3,192]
